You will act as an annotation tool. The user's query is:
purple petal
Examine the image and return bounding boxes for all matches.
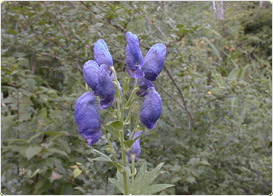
[94,39,113,67]
[83,60,100,95]
[126,131,142,163]
[75,92,102,146]
[140,89,162,129]
[97,64,115,110]
[126,32,144,78]
[142,43,166,81]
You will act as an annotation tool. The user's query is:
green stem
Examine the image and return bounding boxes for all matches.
[110,66,122,120]
[101,127,119,163]
[125,78,139,107]
[120,130,129,195]
[131,154,136,194]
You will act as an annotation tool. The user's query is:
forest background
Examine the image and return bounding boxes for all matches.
[1,1,272,195]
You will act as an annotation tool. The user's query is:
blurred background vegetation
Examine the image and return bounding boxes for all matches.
[1,1,272,195]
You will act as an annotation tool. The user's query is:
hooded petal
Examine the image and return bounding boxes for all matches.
[75,92,102,146]
[126,131,142,163]
[94,39,113,67]
[140,89,162,129]
[126,32,144,78]
[142,43,166,81]
[83,60,100,96]
[97,64,115,109]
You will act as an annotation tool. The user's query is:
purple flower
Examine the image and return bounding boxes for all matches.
[126,131,142,163]
[94,39,113,67]
[82,39,120,109]
[140,89,162,129]
[97,64,116,109]
[136,77,154,97]
[142,43,166,81]
[83,60,100,96]
[75,92,102,146]
[125,32,144,78]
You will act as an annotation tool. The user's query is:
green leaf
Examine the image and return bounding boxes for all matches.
[203,37,221,60]
[61,184,74,195]
[228,68,240,80]
[47,148,67,157]
[92,156,112,162]
[239,64,250,80]
[185,176,196,184]
[106,126,120,138]
[73,168,82,178]
[105,120,123,138]
[131,163,172,195]
[7,139,27,145]
[27,132,43,144]
[124,135,141,149]
[200,159,210,166]
[188,158,200,166]
[91,149,112,162]
[106,120,123,130]
[109,177,124,194]
[141,184,175,195]
[26,146,42,160]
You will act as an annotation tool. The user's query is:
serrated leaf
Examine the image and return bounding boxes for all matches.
[133,163,165,195]
[141,184,175,195]
[106,120,123,131]
[26,146,42,160]
[109,177,124,194]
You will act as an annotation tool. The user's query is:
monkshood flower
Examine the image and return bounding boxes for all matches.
[83,39,119,109]
[75,92,102,146]
[141,43,166,81]
[94,39,113,67]
[97,64,116,109]
[140,89,162,129]
[126,131,142,163]
[83,60,100,96]
[126,32,144,78]
[136,77,154,97]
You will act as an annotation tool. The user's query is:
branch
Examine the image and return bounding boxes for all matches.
[163,66,195,129]
[154,81,185,110]
[58,20,70,45]
[156,144,174,165]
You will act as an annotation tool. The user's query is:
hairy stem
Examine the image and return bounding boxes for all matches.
[120,130,129,195]
[131,154,136,194]
[125,78,139,107]
[101,127,119,163]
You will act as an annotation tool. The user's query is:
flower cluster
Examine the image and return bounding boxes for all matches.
[125,32,165,130]
[75,39,118,146]
[74,33,166,163]
[83,39,118,110]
